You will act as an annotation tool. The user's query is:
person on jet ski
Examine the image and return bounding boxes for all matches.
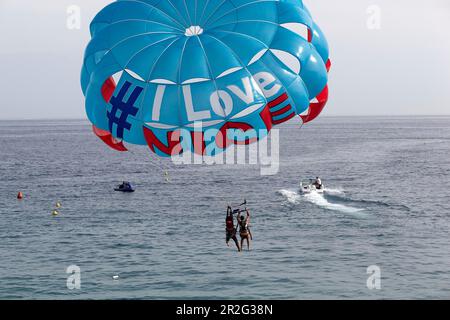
[313,177,322,189]
[120,181,132,190]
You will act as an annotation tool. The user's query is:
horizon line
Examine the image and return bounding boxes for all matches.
[1,114,450,121]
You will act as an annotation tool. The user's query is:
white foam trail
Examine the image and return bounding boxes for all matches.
[323,188,345,196]
[304,192,365,214]
[277,189,301,204]
[278,188,366,216]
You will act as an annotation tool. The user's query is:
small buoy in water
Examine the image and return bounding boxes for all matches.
[17,192,23,200]
[55,202,62,208]
[112,275,119,280]
[52,210,59,216]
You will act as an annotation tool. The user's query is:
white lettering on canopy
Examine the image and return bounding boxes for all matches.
[227,77,255,104]
[183,85,211,122]
[253,72,281,98]
[151,73,281,122]
[210,90,233,117]
[151,85,166,121]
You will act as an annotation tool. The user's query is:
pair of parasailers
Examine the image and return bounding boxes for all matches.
[226,206,252,252]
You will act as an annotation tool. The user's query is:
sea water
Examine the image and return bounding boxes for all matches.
[0,116,449,299]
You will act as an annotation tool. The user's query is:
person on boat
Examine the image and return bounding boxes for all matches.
[314,177,322,189]
[226,206,240,252]
[237,209,251,251]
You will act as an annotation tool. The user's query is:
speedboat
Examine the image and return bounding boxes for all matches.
[114,182,135,193]
[300,179,325,194]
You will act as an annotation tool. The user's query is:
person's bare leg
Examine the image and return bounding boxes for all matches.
[240,237,245,252]
[246,238,250,251]
[233,236,240,252]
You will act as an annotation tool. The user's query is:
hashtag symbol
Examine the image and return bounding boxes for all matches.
[107,81,143,139]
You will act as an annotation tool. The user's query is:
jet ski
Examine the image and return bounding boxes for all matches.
[300,179,325,194]
[114,182,135,193]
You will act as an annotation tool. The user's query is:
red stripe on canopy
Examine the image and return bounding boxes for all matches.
[89,77,128,152]
[92,125,128,152]
[101,77,116,102]
[300,59,331,124]
[326,59,332,72]
[272,112,295,125]
[300,85,329,124]
[268,93,288,108]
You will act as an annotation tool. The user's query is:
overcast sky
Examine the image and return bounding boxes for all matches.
[0,0,449,119]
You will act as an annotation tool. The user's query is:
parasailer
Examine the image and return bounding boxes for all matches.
[81,0,331,157]
[226,206,241,252]
[237,209,251,251]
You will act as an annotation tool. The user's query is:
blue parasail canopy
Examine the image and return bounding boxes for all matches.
[81,0,331,156]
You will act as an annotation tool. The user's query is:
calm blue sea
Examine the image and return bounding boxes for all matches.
[0,116,449,299]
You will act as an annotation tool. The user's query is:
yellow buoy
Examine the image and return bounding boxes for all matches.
[55,202,62,208]
[52,210,59,216]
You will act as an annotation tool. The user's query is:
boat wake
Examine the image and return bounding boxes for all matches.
[277,189,302,205]
[322,188,345,196]
[303,192,365,214]
[277,188,366,215]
